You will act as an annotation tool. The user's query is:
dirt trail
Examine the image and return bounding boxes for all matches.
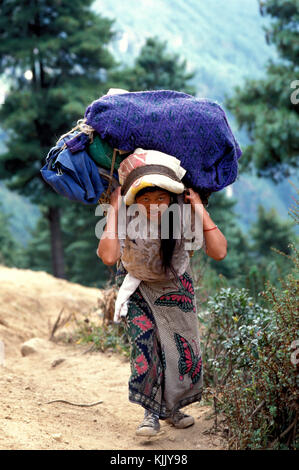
[0,265,225,450]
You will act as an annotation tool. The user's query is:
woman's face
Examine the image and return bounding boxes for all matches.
[135,189,171,221]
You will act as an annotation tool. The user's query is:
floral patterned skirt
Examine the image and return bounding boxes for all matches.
[121,264,203,420]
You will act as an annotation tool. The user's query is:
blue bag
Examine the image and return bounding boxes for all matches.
[40,135,105,205]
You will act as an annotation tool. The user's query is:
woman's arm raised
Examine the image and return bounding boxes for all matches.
[184,188,227,261]
[97,186,121,266]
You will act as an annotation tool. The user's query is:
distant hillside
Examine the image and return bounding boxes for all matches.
[94,0,277,105]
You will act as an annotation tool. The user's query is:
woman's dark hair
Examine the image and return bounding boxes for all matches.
[160,197,178,273]
[135,186,179,274]
[135,185,212,274]
[197,188,212,208]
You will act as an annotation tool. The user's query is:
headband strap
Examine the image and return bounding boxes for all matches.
[121,164,182,196]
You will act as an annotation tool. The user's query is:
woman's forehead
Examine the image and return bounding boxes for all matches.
[137,189,169,197]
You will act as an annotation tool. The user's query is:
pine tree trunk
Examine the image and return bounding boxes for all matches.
[48,206,66,279]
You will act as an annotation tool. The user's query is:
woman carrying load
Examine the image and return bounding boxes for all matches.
[97,148,227,437]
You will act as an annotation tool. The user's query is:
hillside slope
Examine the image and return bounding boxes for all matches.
[0,265,101,356]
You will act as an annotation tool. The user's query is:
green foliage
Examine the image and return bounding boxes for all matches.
[62,201,113,287]
[192,188,297,304]
[199,189,299,449]
[21,213,52,273]
[0,181,40,246]
[242,200,297,301]
[108,36,196,94]
[191,190,251,303]
[250,204,296,256]
[0,201,22,267]
[225,0,299,180]
[204,191,250,280]
[259,0,299,64]
[0,0,117,277]
[200,267,298,449]
[0,0,116,200]
[72,319,129,357]
[231,174,299,237]
[199,287,273,387]
[22,201,112,288]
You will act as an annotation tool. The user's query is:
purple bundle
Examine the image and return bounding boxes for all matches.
[67,90,242,193]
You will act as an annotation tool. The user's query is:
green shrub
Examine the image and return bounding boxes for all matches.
[73,320,130,357]
[199,244,298,449]
[199,287,273,387]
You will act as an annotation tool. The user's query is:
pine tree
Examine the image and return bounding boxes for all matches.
[0,202,22,267]
[225,0,299,181]
[245,203,297,296]
[63,202,112,287]
[108,36,196,95]
[23,202,111,287]
[250,204,296,257]
[193,191,250,285]
[0,0,116,278]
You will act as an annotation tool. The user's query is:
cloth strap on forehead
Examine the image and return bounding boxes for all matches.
[121,164,183,196]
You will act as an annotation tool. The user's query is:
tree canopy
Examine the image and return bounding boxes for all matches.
[225,0,299,181]
[0,0,117,277]
[108,36,196,95]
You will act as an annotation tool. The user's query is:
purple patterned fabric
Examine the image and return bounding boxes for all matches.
[76,90,242,192]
